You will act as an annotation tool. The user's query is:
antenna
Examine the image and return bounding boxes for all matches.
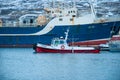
[65,28,69,41]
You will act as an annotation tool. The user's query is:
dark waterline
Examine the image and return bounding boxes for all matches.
[0,48,120,80]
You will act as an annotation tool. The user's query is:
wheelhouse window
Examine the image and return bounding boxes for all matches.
[55,41,59,44]
[54,40,59,46]
[60,40,64,44]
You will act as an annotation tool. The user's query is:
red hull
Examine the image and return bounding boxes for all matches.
[35,47,100,53]
[111,35,120,40]
[72,36,120,46]
[69,39,108,46]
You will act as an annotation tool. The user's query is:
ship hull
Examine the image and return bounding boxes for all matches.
[0,21,120,47]
[35,46,99,53]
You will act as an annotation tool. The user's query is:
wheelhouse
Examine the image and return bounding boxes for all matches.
[51,38,66,46]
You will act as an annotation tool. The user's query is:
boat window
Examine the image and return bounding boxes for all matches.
[59,18,63,21]
[54,40,59,46]
[23,20,26,24]
[59,15,62,17]
[30,19,33,23]
[60,40,64,44]
[70,18,73,21]
[73,11,75,13]
[52,11,54,13]
[60,11,62,13]
[68,11,70,14]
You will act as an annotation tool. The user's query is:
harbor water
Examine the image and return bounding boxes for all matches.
[0,48,120,80]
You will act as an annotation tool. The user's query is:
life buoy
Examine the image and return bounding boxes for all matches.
[61,45,65,50]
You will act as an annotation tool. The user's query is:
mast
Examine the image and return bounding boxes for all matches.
[72,36,74,53]
[73,0,76,8]
[65,28,69,41]
[89,0,96,19]
[52,0,55,8]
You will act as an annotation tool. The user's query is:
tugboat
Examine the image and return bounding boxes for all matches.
[33,29,100,53]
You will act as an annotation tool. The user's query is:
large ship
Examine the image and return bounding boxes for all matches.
[0,0,120,47]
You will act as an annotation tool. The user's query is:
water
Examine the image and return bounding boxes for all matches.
[0,48,120,80]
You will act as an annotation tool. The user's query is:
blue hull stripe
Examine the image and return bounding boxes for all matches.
[0,21,120,46]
